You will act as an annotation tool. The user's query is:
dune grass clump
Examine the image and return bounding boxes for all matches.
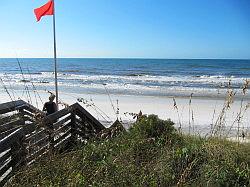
[8,115,250,187]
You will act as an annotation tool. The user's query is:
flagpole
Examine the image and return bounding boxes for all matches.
[52,0,59,106]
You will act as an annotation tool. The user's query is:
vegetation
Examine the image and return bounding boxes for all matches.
[9,115,250,187]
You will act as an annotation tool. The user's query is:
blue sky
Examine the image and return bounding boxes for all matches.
[0,0,249,59]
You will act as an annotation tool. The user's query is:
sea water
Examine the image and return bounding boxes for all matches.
[0,58,249,98]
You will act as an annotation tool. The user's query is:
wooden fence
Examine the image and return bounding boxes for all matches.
[0,100,105,186]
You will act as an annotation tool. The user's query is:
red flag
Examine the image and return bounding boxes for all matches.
[34,0,54,22]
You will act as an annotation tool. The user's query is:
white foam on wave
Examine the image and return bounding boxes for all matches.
[59,73,247,85]
[0,72,249,98]
[1,72,247,85]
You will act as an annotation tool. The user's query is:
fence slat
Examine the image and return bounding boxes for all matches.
[27,135,49,150]
[0,160,11,177]
[53,115,71,130]
[0,149,11,167]
[25,129,47,143]
[53,120,71,135]
[74,103,104,132]
[75,122,95,135]
[74,129,90,139]
[20,110,34,119]
[0,119,23,133]
[0,128,24,153]
[0,126,20,140]
[0,100,26,115]
[0,171,12,187]
[26,144,49,164]
[42,108,71,125]
[20,104,43,114]
[54,129,71,146]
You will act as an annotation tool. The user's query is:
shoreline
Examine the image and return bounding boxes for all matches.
[1,89,249,137]
[1,82,250,100]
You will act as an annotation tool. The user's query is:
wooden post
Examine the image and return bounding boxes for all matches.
[11,135,26,172]
[48,123,55,152]
[18,108,26,126]
[70,111,77,147]
[11,111,26,171]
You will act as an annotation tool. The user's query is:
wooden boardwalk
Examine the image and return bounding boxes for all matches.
[0,100,106,186]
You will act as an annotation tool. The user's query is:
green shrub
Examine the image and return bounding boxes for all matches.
[131,115,176,139]
[7,115,250,187]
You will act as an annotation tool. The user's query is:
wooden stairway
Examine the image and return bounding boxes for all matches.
[0,100,106,186]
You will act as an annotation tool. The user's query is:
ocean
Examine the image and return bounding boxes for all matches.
[0,58,250,98]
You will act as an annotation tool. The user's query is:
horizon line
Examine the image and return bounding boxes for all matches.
[0,57,249,60]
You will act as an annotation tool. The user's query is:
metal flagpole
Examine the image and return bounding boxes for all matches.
[52,0,59,106]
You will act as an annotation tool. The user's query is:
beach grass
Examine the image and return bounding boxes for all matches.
[7,115,250,187]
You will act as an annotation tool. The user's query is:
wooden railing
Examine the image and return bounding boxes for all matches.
[0,100,105,186]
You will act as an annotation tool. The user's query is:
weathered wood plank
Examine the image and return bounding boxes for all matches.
[0,114,23,127]
[26,144,49,164]
[11,132,26,172]
[27,149,49,165]
[25,128,46,141]
[85,122,96,132]
[76,124,97,138]
[0,100,26,115]
[69,112,77,145]
[75,121,96,135]
[0,116,13,126]
[75,122,89,133]
[18,103,43,114]
[22,123,37,136]
[75,117,84,126]
[23,116,34,121]
[26,136,48,150]
[0,119,23,133]
[0,171,12,187]
[0,126,20,140]
[20,110,34,118]
[53,115,71,130]
[54,129,71,146]
[74,103,105,131]
[75,119,96,133]
[54,123,71,137]
[74,129,90,139]
[0,128,24,153]
[26,145,47,158]
[42,108,71,125]
[54,135,71,149]
[0,149,11,167]
[27,135,49,150]
[0,160,11,178]
[47,123,54,152]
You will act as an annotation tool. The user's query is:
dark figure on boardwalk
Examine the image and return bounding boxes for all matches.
[136,110,143,121]
[43,94,58,115]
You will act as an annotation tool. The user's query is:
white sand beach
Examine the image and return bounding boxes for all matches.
[1,88,249,138]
